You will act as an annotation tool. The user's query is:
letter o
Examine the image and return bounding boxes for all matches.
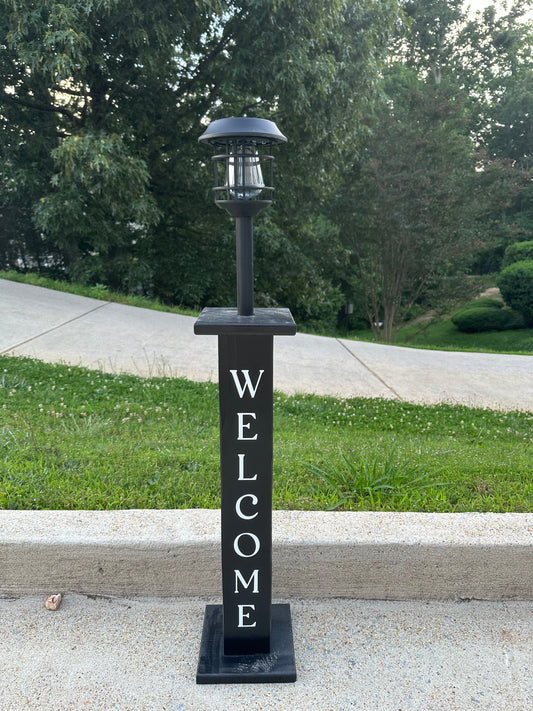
[234,532,260,558]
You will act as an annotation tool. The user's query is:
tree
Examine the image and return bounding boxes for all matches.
[400,0,466,85]
[0,0,212,282]
[0,0,400,314]
[334,67,483,342]
[461,3,533,266]
[482,66,533,251]
[33,132,161,289]
[399,1,533,273]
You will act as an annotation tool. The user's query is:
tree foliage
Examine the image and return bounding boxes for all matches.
[0,0,399,316]
[329,1,533,340]
[1,0,532,338]
[398,0,533,278]
[334,66,483,341]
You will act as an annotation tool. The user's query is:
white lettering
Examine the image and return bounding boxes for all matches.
[238,604,256,628]
[234,532,260,558]
[234,569,259,593]
[236,494,259,520]
[238,453,257,481]
[237,412,257,440]
[230,370,264,399]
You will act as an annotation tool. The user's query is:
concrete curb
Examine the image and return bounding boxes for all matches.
[1,510,531,600]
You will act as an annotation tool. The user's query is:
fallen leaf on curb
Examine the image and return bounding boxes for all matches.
[45,594,62,611]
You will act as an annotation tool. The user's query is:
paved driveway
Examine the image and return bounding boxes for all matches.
[1,279,532,411]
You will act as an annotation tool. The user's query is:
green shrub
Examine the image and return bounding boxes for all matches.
[451,306,524,333]
[291,286,345,333]
[502,241,533,268]
[498,260,533,327]
[462,297,504,310]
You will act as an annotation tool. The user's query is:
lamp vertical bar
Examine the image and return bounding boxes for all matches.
[235,216,254,316]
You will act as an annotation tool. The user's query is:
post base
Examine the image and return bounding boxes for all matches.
[196,604,297,684]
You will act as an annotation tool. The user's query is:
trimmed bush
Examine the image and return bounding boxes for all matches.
[463,297,504,310]
[498,260,533,327]
[502,241,533,268]
[451,306,524,333]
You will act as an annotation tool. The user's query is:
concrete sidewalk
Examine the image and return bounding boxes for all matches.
[2,594,531,711]
[1,279,532,410]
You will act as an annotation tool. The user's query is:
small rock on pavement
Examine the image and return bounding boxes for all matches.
[45,594,62,611]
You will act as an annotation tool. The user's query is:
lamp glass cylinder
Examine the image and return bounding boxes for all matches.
[226,144,264,200]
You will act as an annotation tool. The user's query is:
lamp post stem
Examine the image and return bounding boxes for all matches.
[236,216,254,316]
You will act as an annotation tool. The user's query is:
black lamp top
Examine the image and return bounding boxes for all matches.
[198,117,287,146]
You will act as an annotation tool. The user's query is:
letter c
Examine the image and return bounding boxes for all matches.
[235,494,259,520]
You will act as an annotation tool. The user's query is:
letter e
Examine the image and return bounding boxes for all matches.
[238,604,257,628]
[237,412,258,440]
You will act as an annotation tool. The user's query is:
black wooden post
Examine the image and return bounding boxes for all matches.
[218,333,273,654]
[194,308,296,683]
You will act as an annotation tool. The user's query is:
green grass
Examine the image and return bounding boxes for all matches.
[395,319,533,354]
[1,356,531,512]
[0,270,199,317]
[348,319,533,354]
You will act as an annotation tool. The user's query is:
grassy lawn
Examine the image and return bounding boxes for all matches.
[349,320,533,354]
[395,319,533,354]
[1,356,531,512]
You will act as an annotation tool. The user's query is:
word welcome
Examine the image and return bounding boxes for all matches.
[230,368,264,629]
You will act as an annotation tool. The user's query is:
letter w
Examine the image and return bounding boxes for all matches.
[230,370,264,399]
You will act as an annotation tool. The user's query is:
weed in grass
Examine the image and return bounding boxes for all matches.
[308,446,447,510]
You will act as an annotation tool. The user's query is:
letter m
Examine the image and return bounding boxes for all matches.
[234,569,259,593]
[229,370,264,399]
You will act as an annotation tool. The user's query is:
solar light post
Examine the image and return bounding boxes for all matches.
[195,117,297,684]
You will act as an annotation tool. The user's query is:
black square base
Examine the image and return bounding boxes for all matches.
[196,604,297,684]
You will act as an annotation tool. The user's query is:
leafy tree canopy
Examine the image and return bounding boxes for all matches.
[333,65,485,341]
[1,0,399,311]
[2,0,531,338]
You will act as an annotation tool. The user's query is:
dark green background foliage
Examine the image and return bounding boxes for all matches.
[502,240,533,268]
[498,260,533,326]
[1,1,532,339]
[0,0,398,318]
